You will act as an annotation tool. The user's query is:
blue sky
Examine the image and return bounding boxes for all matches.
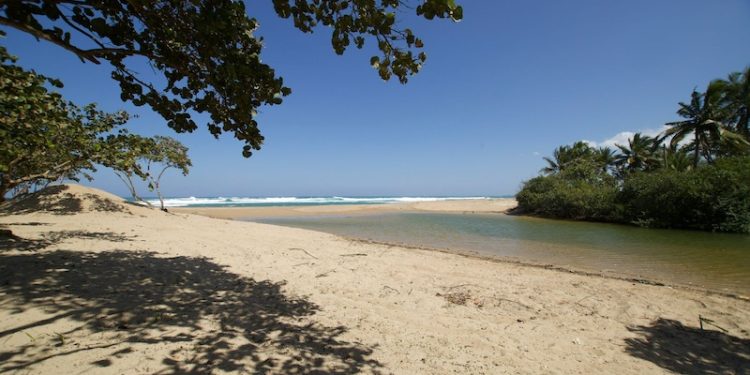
[3,0,750,197]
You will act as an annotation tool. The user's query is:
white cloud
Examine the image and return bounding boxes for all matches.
[581,139,598,147]
[532,151,540,156]
[585,126,672,149]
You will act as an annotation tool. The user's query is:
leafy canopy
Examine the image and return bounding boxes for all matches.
[141,136,191,211]
[541,141,617,179]
[0,44,182,202]
[109,135,191,210]
[614,132,661,173]
[664,83,748,166]
[0,44,148,199]
[0,0,462,157]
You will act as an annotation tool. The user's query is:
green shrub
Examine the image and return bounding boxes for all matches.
[517,156,750,233]
[619,157,750,232]
[707,157,750,232]
[516,174,618,221]
[619,169,704,229]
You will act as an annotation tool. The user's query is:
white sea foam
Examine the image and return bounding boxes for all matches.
[146,196,491,207]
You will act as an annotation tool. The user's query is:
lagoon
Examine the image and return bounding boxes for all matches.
[254,212,750,295]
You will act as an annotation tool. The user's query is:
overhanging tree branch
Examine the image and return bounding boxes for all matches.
[0,16,99,63]
[2,0,462,156]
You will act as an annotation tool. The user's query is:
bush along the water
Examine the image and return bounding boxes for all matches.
[517,67,750,233]
[516,157,619,221]
[618,157,750,232]
[518,156,750,233]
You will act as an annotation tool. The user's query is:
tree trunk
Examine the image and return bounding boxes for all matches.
[115,171,151,207]
[694,136,701,168]
[154,167,171,212]
[155,181,167,212]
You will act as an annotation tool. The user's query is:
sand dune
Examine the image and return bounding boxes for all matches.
[1,184,748,374]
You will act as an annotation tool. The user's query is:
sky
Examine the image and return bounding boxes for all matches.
[3,0,750,197]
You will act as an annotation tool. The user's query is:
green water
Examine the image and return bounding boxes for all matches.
[254,212,750,294]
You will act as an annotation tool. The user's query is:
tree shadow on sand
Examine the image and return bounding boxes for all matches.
[0,249,382,373]
[0,185,129,216]
[625,318,750,375]
[0,230,133,252]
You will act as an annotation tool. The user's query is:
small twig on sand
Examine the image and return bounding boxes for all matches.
[315,270,336,278]
[699,315,729,333]
[288,247,318,259]
[292,262,311,268]
[340,253,368,257]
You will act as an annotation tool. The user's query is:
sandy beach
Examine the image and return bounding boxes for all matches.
[1,185,748,374]
[170,198,518,219]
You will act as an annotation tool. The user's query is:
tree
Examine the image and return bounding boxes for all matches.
[658,145,693,172]
[0,45,142,201]
[141,136,191,211]
[0,0,463,157]
[715,66,750,138]
[106,136,191,211]
[663,84,747,167]
[594,146,617,174]
[105,136,159,205]
[541,141,594,175]
[614,133,660,174]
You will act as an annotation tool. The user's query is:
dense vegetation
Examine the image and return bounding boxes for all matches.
[517,68,750,233]
[0,45,190,204]
[0,0,462,156]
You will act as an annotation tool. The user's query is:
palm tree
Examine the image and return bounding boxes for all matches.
[595,147,617,174]
[614,133,660,173]
[659,145,693,172]
[540,141,593,175]
[662,83,747,167]
[716,66,750,139]
[541,149,564,175]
